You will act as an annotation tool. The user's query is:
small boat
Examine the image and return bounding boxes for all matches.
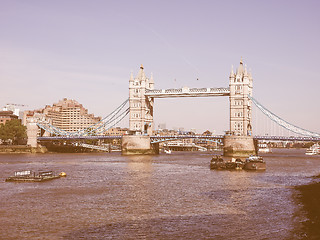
[258,143,272,153]
[243,155,266,170]
[5,170,66,182]
[164,149,172,154]
[305,143,320,155]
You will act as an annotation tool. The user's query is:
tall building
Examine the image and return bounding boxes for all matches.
[229,58,253,136]
[24,98,101,135]
[42,98,101,133]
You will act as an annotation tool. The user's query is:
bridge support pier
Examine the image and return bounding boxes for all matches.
[223,135,256,158]
[122,135,159,155]
[27,122,38,148]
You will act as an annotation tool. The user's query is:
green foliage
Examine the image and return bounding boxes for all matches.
[0,119,27,145]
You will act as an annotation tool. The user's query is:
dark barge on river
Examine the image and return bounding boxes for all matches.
[210,155,266,171]
[5,170,66,182]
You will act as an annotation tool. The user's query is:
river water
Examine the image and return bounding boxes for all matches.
[1,149,320,239]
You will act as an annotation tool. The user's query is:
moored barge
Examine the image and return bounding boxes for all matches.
[210,156,245,170]
[243,155,266,170]
[5,170,66,182]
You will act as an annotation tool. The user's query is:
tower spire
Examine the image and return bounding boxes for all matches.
[230,65,234,77]
[244,64,248,76]
[150,72,154,83]
[129,71,134,81]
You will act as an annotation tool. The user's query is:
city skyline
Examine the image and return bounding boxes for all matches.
[1,0,319,134]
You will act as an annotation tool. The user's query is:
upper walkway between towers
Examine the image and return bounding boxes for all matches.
[145,87,230,98]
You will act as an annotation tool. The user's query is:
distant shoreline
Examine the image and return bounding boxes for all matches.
[0,145,47,153]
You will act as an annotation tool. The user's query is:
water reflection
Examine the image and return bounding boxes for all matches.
[125,155,154,220]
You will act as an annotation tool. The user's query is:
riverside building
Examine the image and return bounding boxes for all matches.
[42,98,101,133]
[23,98,101,135]
[0,111,18,125]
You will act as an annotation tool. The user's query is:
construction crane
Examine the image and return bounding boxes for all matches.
[6,103,28,107]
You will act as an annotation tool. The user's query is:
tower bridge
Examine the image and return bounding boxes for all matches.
[124,59,254,156]
[32,59,320,155]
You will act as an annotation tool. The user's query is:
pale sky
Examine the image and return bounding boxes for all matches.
[1,0,319,134]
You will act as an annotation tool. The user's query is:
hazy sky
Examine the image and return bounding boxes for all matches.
[1,0,319,134]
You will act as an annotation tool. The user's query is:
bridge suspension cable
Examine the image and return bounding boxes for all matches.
[250,96,320,138]
[78,98,129,136]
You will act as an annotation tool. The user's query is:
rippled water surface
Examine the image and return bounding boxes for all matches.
[1,149,320,239]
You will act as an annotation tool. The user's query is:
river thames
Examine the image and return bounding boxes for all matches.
[1,149,320,239]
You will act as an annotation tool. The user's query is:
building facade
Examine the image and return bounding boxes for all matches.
[104,127,129,136]
[229,59,253,136]
[0,111,18,125]
[24,98,101,135]
[42,98,101,133]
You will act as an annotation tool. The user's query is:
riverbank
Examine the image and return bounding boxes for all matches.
[294,174,320,239]
[0,145,47,153]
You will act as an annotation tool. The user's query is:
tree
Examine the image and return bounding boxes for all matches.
[0,119,27,145]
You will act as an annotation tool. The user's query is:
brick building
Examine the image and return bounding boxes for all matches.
[0,111,18,125]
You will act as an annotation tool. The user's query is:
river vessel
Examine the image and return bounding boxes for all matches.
[164,149,172,154]
[258,143,272,153]
[210,155,226,170]
[243,155,266,170]
[210,156,244,170]
[305,143,320,155]
[225,158,245,170]
[5,170,66,182]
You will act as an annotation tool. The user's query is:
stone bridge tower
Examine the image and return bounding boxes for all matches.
[224,58,256,157]
[229,58,253,136]
[123,65,157,155]
[128,64,154,136]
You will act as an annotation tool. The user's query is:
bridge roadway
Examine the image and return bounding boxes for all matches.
[37,135,320,142]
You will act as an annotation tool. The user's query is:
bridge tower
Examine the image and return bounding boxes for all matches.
[224,58,256,157]
[229,58,253,136]
[129,64,154,135]
[123,65,158,155]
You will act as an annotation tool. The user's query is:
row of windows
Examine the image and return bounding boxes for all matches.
[234,122,243,128]
[234,112,243,117]
[234,122,244,132]
[234,78,243,83]
[233,100,243,106]
[132,113,141,118]
[133,123,141,130]
[131,102,141,108]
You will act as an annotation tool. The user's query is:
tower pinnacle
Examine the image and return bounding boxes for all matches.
[230,65,234,77]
